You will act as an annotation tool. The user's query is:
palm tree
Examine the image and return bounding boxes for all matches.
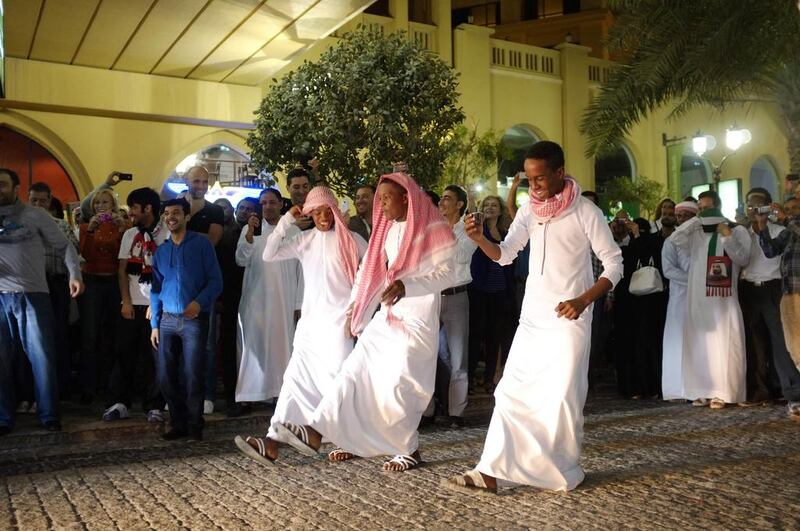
[581,0,800,173]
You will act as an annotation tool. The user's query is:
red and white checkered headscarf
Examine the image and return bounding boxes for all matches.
[349,172,455,336]
[302,186,359,285]
[529,175,579,219]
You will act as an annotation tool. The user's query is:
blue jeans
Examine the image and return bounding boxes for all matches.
[0,292,59,427]
[157,312,208,431]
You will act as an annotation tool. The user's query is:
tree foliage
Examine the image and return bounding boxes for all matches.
[247,27,465,198]
[581,0,800,172]
[600,175,667,220]
[439,125,510,192]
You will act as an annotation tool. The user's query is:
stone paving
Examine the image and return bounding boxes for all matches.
[1,395,799,530]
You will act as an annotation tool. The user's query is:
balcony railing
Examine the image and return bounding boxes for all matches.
[587,57,615,84]
[333,13,393,38]
[409,22,437,52]
[490,40,560,78]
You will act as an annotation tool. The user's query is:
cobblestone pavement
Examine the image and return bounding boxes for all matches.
[1,395,799,530]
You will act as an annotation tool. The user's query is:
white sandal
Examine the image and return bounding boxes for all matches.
[274,422,320,457]
[234,435,276,466]
[383,453,422,472]
[442,469,497,495]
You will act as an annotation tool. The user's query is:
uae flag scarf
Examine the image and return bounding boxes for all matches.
[698,208,733,297]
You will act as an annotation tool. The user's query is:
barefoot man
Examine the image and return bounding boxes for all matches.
[276,171,456,471]
[444,141,622,493]
[234,186,366,464]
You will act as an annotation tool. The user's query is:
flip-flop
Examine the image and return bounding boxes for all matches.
[442,469,497,495]
[275,422,320,457]
[234,435,276,466]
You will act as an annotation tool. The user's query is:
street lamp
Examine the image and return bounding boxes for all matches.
[691,126,751,189]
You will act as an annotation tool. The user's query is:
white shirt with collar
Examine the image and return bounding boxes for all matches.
[449,219,477,288]
[742,222,783,283]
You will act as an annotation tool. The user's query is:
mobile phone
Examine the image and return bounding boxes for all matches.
[339,199,350,214]
[117,172,133,181]
[471,211,485,226]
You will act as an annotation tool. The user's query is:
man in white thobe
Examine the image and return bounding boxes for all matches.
[444,141,622,494]
[234,186,367,464]
[276,171,456,471]
[661,200,697,401]
[234,188,302,404]
[670,191,750,409]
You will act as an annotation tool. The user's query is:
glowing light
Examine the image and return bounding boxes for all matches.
[725,127,751,151]
[691,132,716,156]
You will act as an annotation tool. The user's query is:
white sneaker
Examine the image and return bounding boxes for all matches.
[16,401,30,414]
[146,409,165,423]
[203,400,214,415]
[102,403,130,421]
[30,402,37,415]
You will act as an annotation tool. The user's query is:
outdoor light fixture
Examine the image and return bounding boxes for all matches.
[724,126,752,151]
[691,131,716,157]
[691,125,752,190]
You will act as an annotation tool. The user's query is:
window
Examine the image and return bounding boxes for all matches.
[365,0,390,17]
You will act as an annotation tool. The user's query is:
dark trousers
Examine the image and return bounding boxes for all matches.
[108,305,164,411]
[219,298,239,404]
[588,294,612,388]
[612,295,639,397]
[47,274,73,395]
[0,292,59,427]
[468,289,514,386]
[157,312,208,431]
[740,279,800,402]
[633,291,668,397]
[79,274,120,396]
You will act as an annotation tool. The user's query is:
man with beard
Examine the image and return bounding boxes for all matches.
[183,166,224,414]
[0,169,84,435]
[348,184,375,242]
[150,198,222,441]
[629,199,677,398]
[661,200,698,401]
[103,187,168,422]
[274,172,456,472]
[216,197,259,417]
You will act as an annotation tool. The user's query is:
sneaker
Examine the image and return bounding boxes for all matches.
[29,402,37,415]
[102,403,130,421]
[16,401,30,414]
[788,402,800,420]
[203,400,214,415]
[147,409,165,423]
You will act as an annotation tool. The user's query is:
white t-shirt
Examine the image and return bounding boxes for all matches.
[118,221,169,306]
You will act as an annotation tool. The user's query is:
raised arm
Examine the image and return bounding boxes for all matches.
[262,210,304,263]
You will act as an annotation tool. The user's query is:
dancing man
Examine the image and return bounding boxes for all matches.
[276,171,456,471]
[444,141,622,493]
[234,186,367,463]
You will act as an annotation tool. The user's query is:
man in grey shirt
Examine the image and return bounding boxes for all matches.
[0,168,84,435]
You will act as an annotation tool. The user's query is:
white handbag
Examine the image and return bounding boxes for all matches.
[629,257,664,296]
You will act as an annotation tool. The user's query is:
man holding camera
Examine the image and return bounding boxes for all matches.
[739,188,800,408]
[756,195,800,420]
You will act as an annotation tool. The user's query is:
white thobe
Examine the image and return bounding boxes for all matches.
[670,217,750,403]
[661,236,691,400]
[234,221,303,402]
[262,214,367,438]
[311,220,456,457]
[475,197,623,491]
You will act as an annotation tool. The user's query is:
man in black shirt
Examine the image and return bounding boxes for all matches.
[183,165,224,414]
[286,168,314,231]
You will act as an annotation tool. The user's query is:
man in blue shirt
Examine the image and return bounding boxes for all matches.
[150,198,222,441]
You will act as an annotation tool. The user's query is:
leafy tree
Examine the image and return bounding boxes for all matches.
[247,27,465,198]
[580,1,800,172]
[439,125,510,192]
[600,175,667,219]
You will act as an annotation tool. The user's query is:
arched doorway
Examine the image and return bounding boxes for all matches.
[0,126,79,210]
[161,144,271,207]
[748,156,780,200]
[497,124,541,206]
[680,154,712,199]
[594,145,635,215]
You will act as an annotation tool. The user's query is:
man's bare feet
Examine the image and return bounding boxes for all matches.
[234,435,279,465]
[275,423,322,457]
[328,448,357,462]
[442,469,498,494]
[383,450,422,472]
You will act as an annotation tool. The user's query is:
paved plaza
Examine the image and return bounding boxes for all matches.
[1,394,799,530]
